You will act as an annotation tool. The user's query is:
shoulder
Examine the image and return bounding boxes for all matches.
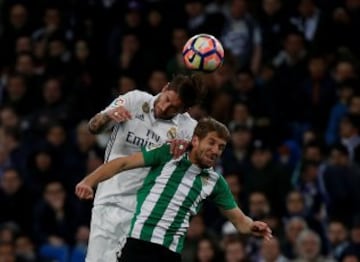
[120,90,154,111]
[175,113,197,138]
[178,112,197,126]
[126,90,153,100]
[142,143,172,164]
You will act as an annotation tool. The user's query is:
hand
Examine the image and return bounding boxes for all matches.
[250,221,272,240]
[106,106,132,123]
[75,181,94,200]
[168,139,190,158]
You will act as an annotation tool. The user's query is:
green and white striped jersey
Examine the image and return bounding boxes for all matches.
[129,144,237,253]
[94,90,197,207]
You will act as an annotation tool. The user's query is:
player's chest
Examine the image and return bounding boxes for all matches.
[121,115,178,148]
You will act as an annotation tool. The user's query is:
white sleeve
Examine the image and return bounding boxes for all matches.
[100,90,143,130]
[101,90,138,113]
[176,114,197,141]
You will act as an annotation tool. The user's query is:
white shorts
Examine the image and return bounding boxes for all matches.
[85,205,134,262]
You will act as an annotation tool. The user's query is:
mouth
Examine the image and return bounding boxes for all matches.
[154,107,162,118]
[204,154,216,164]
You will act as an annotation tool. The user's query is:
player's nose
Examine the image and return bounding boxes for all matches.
[210,146,220,155]
[161,102,171,112]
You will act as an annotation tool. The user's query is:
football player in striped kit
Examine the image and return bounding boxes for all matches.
[85,74,206,262]
[76,117,272,262]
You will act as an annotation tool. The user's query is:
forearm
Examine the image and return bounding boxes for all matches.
[81,152,145,187]
[224,208,254,234]
[233,214,254,234]
[88,112,111,134]
[222,206,272,240]
[82,159,125,186]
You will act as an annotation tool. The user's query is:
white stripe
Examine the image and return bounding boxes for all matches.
[151,165,198,245]
[104,124,120,162]
[131,160,178,239]
[169,212,191,252]
[169,171,220,251]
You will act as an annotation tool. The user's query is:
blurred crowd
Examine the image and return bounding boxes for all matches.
[0,0,360,261]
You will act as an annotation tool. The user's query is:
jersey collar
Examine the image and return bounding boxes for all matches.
[184,152,215,175]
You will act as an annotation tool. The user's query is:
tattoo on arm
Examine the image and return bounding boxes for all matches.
[88,113,111,134]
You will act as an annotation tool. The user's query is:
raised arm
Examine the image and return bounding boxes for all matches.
[88,106,132,134]
[88,112,112,134]
[88,94,134,134]
[222,208,272,240]
[75,152,144,199]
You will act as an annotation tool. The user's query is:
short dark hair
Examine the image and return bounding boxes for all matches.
[168,74,206,109]
[193,117,230,142]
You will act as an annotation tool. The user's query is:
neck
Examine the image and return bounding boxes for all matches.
[188,149,197,165]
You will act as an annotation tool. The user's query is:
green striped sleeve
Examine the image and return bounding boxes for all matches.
[210,175,237,210]
[141,144,172,166]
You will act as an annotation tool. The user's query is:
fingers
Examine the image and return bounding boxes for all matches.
[261,226,273,241]
[169,140,175,154]
[172,140,182,157]
[251,222,273,240]
[107,107,132,123]
[168,139,189,158]
[75,184,94,200]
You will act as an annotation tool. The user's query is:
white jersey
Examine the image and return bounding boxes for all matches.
[94,90,197,207]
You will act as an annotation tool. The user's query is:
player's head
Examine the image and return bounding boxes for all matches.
[154,74,205,119]
[190,117,230,168]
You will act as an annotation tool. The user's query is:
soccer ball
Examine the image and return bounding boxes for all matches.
[182,34,224,73]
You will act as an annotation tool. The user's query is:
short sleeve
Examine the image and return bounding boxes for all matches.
[176,113,197,141]
[102,90,142,113]
[141,144,172,167]
[210,176,238,210]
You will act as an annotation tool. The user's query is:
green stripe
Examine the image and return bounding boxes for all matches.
[140,159,191,241]
[163,174,203,252]
[129,164,166,236]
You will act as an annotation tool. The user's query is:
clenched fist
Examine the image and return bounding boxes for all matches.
[75,182,94,200]
[250,221,272,240]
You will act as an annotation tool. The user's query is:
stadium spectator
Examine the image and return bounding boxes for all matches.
[0,1,359,260]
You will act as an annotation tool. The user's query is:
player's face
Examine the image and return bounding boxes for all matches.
[154,89,184,119]
[192,131,226,168]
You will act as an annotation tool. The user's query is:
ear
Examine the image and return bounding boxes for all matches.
[191,135,199,148]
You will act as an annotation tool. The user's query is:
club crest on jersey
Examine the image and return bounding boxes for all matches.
[142,102,150,113]
[167,127,177,139]
[201,175,209,185]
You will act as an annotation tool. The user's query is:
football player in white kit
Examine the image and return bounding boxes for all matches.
[85,74,205,262]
